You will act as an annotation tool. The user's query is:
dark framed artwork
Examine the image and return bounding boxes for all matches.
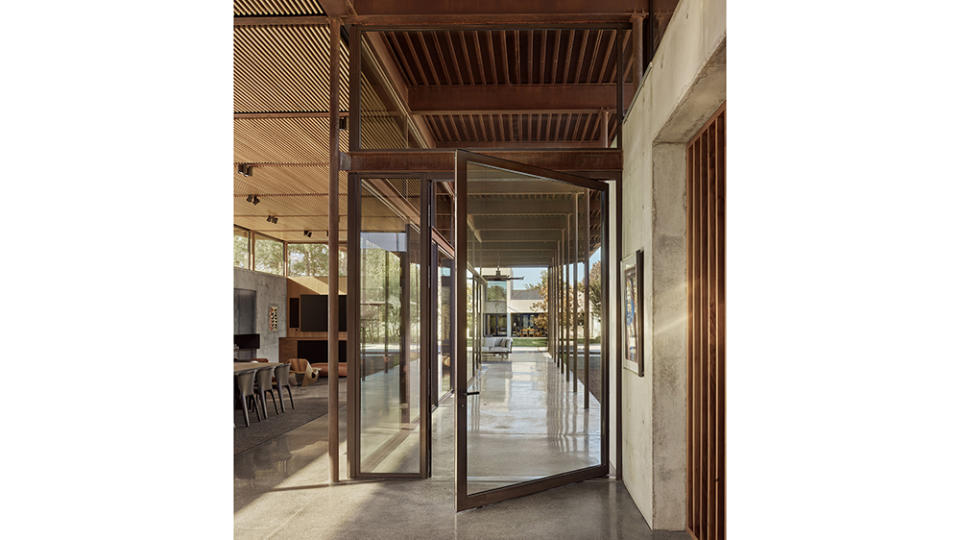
[635,249,644,377]
[620,249,645,377]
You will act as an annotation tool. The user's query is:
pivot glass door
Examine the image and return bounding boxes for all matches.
[455,151,609,510]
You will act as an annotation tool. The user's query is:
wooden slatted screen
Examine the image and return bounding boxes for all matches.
[686,105,725,540]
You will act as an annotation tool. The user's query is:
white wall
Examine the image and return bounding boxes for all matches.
[619,0,725,530]
[233,267,287,362]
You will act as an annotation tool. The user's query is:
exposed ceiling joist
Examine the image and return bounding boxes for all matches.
[349,0,639,27]
[408,84,632,114]
[340,149,621,174]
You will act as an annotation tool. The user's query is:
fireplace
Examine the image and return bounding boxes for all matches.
[296,340,347,365]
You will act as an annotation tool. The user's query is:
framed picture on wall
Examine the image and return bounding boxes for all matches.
[635,249,644,377]
[621,250,645,376]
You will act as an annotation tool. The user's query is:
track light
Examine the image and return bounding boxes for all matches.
[246,194,261,205]
[238,164,254,177]
[303,230,312,238]
[266,215,278,224]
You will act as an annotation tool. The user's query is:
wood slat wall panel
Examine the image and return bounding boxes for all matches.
[687,105,725,540]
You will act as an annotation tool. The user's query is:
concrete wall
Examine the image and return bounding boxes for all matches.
[619,0,725,530]
[233,267,287,362]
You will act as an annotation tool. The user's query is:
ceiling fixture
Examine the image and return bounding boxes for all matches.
[238,163,254,177]
[303,230,312,238]
[246,194,260,205]
[482,253,523,281]
[266,215,278,224]
[482,268,523,281]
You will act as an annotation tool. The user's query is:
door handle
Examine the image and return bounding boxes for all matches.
[465,391,480,396]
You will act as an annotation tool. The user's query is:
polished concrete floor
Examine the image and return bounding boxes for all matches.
[466,350,601,493]
[235,350,683,539]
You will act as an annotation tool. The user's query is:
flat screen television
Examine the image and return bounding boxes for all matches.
[300,294,347,332]
[234,334,260,349]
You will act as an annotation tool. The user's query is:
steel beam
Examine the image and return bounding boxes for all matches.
[342,149,621,174]
[409,84,634,114]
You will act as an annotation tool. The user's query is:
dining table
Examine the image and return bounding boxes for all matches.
[234,361,284,374]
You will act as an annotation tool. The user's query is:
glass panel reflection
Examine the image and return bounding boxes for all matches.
[438,253,454,397]
[358,180,421,474]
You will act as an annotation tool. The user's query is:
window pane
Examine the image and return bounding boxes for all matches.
[288,243,328,277]
[286,243,348,277]
[358,179,421,474]
[254,234,284,275]
[234,227,249,269]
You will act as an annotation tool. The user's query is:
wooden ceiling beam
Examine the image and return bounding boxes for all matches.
[349,0,638,27]
[408,84,633,114]
[434,140,606,149]
[361,31,437,148]
[341,149,621,174]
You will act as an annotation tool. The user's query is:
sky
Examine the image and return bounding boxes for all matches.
[499,249,602,290]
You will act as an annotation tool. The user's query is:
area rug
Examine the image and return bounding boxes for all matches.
[234,384,328,455]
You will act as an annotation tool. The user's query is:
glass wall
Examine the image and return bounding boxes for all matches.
[357,179,422,474]
[254,234,283,275]
[287,243,348,277]
[234,226,249,269]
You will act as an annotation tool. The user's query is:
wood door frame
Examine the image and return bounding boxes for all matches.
[454,149,610,511]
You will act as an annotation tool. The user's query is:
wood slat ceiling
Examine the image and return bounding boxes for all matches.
[373,28,637,147]
[234,25,347,113]
[425,112,605,147]
[234,0,325,17]
[380,29,633,87]
[232,2,665,244]
[234,15,410,240]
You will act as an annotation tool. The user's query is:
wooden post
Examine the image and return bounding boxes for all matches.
[616,29,623,150]
[632,12,645,84]
[601,110,610,148]
[327,17,342,484]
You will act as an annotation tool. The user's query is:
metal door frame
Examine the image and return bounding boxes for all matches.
[347,173,432,479]
[454,150,610,511]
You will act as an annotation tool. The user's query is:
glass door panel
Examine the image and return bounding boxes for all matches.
[352,177,428,477]
[455,151,609,510]
[437,251,454,401]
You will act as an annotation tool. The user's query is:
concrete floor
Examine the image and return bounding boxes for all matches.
[235,350,684,539]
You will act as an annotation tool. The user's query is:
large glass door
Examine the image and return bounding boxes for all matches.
[455,151,609,510]
[348,175,431,478]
